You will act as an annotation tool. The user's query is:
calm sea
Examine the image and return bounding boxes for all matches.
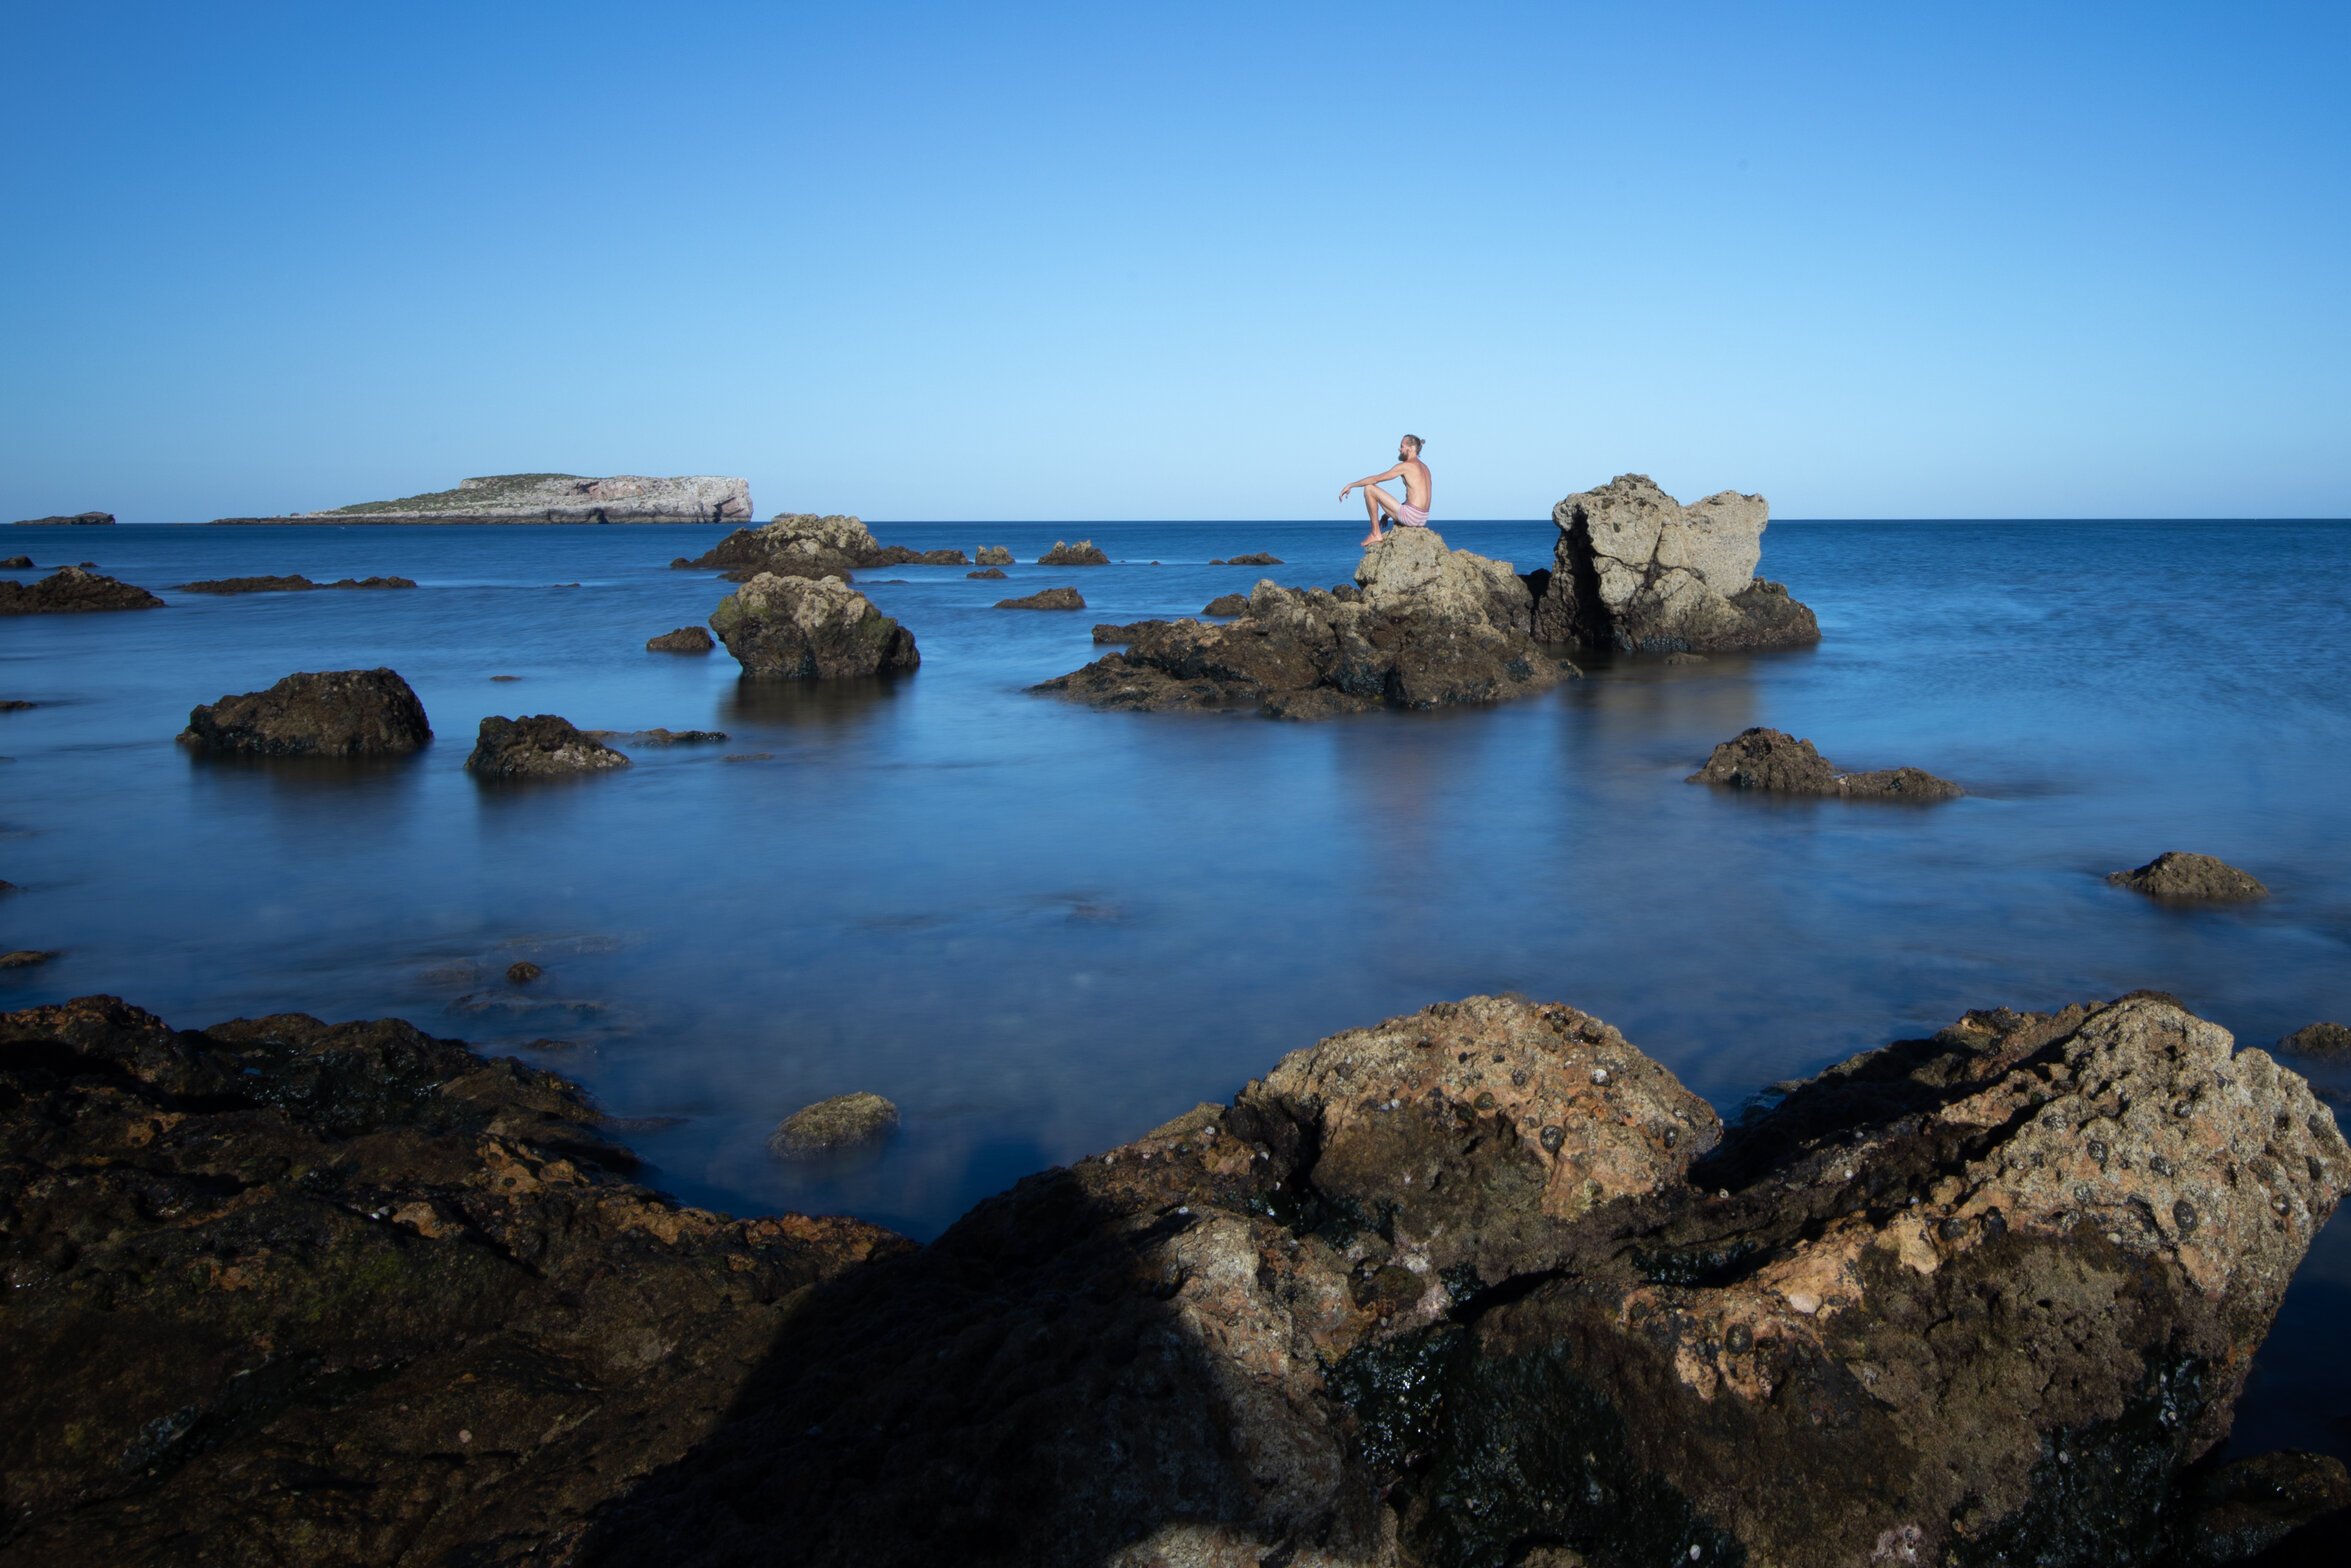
[5,517,2349,1457]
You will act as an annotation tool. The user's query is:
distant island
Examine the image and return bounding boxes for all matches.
[207,473,752,525]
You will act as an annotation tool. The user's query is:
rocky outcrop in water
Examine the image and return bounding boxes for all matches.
[645,626,714,653]
[590,991,2345,1568]
[465,715,631,776]
[977,545,1014,566]
[708,573,920,680]
[2,555,33,569]
[768,1093,900,1159]
[2279,1023,2351,1058]
[1203,592,1251,615]
[1690,726,1964,800]
[967,566,1007,579]
[688,514,965,576]
[996,586,1085,610]
[10,511,114,526]
[0,995,905,1566]
[1212,551,1283,566]
[175,575,415,594]
[2109,853,2270,904]
[179,668,432,757]
[1532,474,1820,653]
[0,566,164,614]
[209,474,752,525]
[1039,539,1111,565]
[1040,528,1573,718]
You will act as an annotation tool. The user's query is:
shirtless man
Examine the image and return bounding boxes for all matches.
[1340,435,1431,546]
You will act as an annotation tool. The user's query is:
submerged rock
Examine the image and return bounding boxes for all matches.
[688,513,962,576]
[588,992,2346,1568]
[1202,592,1251,616]
[1039,539,1111,565]
[2279,1022,2351,1058]
[2109,852,2270,904]
[645,625,715,653]
[465,714,631,776]
[175,574,415,593]
[1533,474,1820,653]
[179,668,432,757]
[0,995,905,1564]
[996,586,1085,610]
[1211,551,1283,566]
[977,545,1014,565]
[1039,527,1575,718]
[1,949,59,968]
[505,960,542,983]
[768,1092,901,1159]
[0,566,165,614]
[709,573,920,680]
[10,511,114,526]
[967,566,1008,579]
[1690,726,1964,800]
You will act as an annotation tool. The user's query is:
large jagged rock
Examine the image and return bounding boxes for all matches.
[708,572,920,679]
[1038,527,1575,718]
[179,668,432,757]
[208,474,753,525]
[0,566,164,614]
[1533,474,1820,653]
[1690,726,1964,800]
[0,995,905,1566]
[689,514,966,576]
[465,714,632,776]
[586,992,2345,1568]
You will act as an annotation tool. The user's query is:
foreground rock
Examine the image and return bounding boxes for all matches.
[0,566,165,614]
[209,473,752,525]
[180,668,432,757]
[688,513,966,576]
[175,574,415,594]
[2109,852,2271,904]
[709,573,920,679]
[587,991,2344,1568]
[1690,726,1964,800]
[0,995,905,1565]
[645,625,714,653]
[10,511,114,526]
[1039,539,1110,565]
[465,715,631,775]
[768,1092,900,1159]
[1039,527,1575,717]
[1533,473,1820,653]
[996,586,1085,610]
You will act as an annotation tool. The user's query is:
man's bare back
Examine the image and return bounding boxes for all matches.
[1340,435,1433,546]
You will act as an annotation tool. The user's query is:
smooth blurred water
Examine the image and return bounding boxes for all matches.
[4,517,2348,1454]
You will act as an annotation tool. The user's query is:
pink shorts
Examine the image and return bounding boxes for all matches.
[1393,502,1429,527]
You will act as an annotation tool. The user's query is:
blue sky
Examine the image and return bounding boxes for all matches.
[3,2,2344,522]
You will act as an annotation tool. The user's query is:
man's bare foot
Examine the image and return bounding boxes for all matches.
[1359,529,1385,547]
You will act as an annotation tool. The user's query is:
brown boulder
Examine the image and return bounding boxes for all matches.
[977,545,1014,565]
[967,566,1008,579]
[1,555,31,569]
[708,573,920,680]
[2108,852,2270,903]
[1038,539,1111,565]
[645,625,715,653]
[1211,551,1283,566]
[768,1092,900,1159]
[2280,1022,2351,1058]
[1690,726,1963,800]
[1535,474,1819,652]
[995,586,1085,610]
[0,566,164,614]
[465,715,631,776]
[1202,592,1251,615]
[179,668,431,757]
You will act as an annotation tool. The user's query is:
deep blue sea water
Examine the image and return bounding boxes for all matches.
[5,516,2349,1457]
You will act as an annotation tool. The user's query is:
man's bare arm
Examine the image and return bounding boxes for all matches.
[1340,462,1408,498]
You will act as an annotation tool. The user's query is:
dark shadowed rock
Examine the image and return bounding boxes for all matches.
[1,949,59,968]
[1210,551,1283,566]
[1690,726,1964,800]
[465,715,631,776]
[0,995,906,1564]
[175,575,415,594]
[1040,528,1575,718]
[1202,592,1251,615]
[1093,619,1181,643]
[996,586,1085,610]
[967,566,1008,579]
[11,511,114,526]
[977,545,1013,565]
[1038,539,1111,565]
[0,700,34,712]
[2109,852,2270,904]
[645,625,715,653]
[598,728,728,746]
[179,668,432,757]
[2166,1450,2351,1566]
[669,556,695,569]
[1535,474,1819,653]
[708,573,920,680]
[2280,1022,2351,1058]
[1,555,31,569]
[506,961,543,984]
[768,1093,901,1159]
[0,566,164,614]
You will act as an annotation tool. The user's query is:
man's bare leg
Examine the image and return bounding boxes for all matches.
[1359,485,1400,546]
